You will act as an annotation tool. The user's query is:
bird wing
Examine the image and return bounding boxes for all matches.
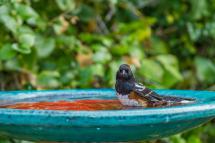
[133,83,163,102]
[133,83,195,103]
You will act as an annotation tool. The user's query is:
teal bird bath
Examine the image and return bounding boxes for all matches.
[0,89,215,142]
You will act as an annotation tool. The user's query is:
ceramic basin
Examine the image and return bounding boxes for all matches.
[0,89,215,142]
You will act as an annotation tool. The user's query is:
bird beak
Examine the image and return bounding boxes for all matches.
[122,70,126,76]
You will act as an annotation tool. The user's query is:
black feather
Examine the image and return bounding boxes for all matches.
[115,64,195,105]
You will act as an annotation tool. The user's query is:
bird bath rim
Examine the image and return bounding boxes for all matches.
[0,89,215,125]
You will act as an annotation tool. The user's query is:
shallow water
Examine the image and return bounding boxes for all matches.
[0,97,195,111]
[1,99,125,111]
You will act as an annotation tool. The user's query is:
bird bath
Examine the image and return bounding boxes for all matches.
[0,89,215,142]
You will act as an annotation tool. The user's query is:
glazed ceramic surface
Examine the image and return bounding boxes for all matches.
[0,89,215,142]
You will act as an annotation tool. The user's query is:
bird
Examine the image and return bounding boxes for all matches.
[115,64,195,107]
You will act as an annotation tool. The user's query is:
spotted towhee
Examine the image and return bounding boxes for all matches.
[115,64,195,107]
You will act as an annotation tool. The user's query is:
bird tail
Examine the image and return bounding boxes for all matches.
[161,95,195,104]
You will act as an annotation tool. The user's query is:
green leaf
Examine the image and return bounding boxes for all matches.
[12,43,31,54]
[0,138,10,143]
[156,55,183,87]
[0,61,2,70]
[150,38,169,55]
[35,36,55,58]
[129,47,144,59]
[169,134,186,143]
[110,44,129,56]
[19,33,35,48]
[138,59,164,84]
[187,23,202,41]
[190,0,209,20]
[205,22,215,39]
[92,64,104,77]
[93,48,111,64]
[187,135,201,143]
[195,57,215,84]
[37,71,60,88]
[78,67,94,88]
[17,26,34,34]
[76,4,95,22]
[4,58,21,70]
[0,44,16,60]
[55,0,76,11]
[0,15,17,33]
[53,23,62,35]
[15,3,38,20]
[0,5,9,15]
[157,55,182,80]
[12,33,35,54]
[20,49,37,71]
[60,71,76,85]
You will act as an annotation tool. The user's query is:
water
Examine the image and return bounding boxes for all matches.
[0,97,195,111]
[1,99,125,111]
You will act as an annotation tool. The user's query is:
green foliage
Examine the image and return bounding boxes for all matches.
[195,57,215,84]
[0,0,215,143]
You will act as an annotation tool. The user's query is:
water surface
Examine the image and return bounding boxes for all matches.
[0,98,195,111]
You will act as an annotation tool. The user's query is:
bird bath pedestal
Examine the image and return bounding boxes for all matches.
[0,89,215,142]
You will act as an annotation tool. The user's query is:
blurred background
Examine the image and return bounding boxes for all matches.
[0,0,215,143]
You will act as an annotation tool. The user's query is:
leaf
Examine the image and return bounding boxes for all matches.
[20,49,37,71]
[157,55,182,80]
[91,64,104,77]
[55,0,76,11]
[12,33,35,54]
[101,37,113,47]
[17,26,34,34]
[205,22,215,39]
[12,43,31,54]
[166,14,174,24]
[187,23,202,41]
[14,3,38,20]
[169,134,186,143]
[35,36,55,58]
[60,71,76,85]
[0,138,10,143]
[37,71,60,88]
[156,55,183,87]
[132,27,151,41]
[187,135,201,143]
[0,44,16,60]
[195,57,215,84]
[76,4,95,22]
[78,67,93,88]
[19,33,35,48]
[53,16,69,35]
[0,61,2,70]
[93,48,111,64]
[4,58,21,70]
[0,5,9,15]
[190,0,209,20]
[118,18,156,33]
[150,38,169,55]
[138,59,164,84]
[110,44,129,56]
[0,15,17,33]
[56,35,79,49]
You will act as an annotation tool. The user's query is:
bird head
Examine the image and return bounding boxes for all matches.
[116,64,135,81]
